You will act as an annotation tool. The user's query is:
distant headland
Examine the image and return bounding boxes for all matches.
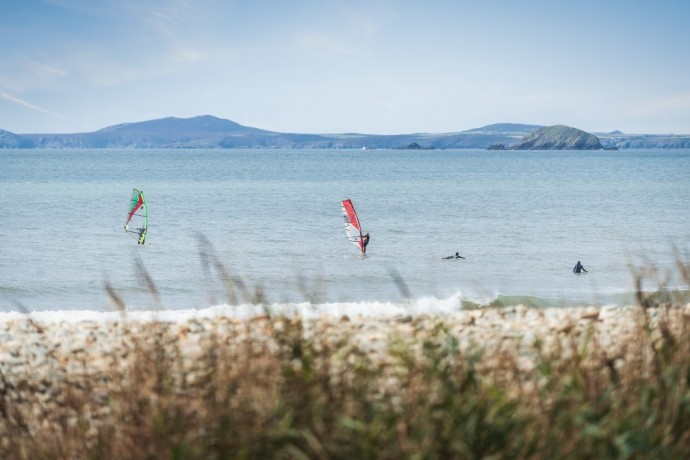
[489,125,618,151]
[1,115,688,149]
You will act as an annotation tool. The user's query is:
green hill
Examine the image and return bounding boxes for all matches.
[510,125,605,150]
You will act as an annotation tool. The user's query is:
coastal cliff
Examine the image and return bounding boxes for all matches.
[0,129,21,148]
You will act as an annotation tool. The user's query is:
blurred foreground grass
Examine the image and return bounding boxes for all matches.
[1,253,690,459]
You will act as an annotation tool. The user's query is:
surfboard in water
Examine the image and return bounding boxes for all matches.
[341,199,367,254]
[124,188,148,245]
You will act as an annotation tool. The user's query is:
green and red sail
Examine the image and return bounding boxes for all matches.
[124,188,148,244]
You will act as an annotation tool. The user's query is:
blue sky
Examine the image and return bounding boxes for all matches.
[1,0,689,134]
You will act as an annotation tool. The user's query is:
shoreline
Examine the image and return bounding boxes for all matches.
[2,303,687,384]
[2,303,690,457]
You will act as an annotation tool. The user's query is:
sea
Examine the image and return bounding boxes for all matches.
[1,148,689,321]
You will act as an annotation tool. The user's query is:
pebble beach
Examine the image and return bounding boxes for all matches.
[2,302,690,458]
[2,303,687,402]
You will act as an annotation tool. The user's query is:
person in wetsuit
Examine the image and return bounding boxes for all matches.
[361,233,370,253]
[573,260,587,274]
[442,252,465,260]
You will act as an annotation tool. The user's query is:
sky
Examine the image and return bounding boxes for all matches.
[1,0,689,135]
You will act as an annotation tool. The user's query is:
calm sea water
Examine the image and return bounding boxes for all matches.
[1,149,689,316]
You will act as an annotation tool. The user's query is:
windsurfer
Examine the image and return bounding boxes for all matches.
[361,233,370,253]
[125,188,148,245]
[573,260,587,274]
[442,252,465,260]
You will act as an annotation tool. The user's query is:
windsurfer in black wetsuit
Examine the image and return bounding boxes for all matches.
[361,233,370,253]
[573,260,587,274]
[442,252,465,260]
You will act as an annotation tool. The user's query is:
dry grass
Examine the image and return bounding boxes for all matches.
[1,256,689,459]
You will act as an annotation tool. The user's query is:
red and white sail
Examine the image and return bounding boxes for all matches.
[341,199,365,253]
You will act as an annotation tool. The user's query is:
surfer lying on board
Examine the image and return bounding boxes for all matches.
[442,252,465,260]
[361,233,370,253]
[573,260,587,274]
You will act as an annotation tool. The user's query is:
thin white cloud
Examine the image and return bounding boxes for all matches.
[341,7,381,38]
[629,92,690,115]
[292,3,387,56]
[30,61,68,79]
[168,47,204,64]
[120,0,206,37]
[0,92,69,120]
[0,59,69,93]
[296,32,362,55]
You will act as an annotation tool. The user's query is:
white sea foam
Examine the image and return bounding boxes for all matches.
[0,292,465,324]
